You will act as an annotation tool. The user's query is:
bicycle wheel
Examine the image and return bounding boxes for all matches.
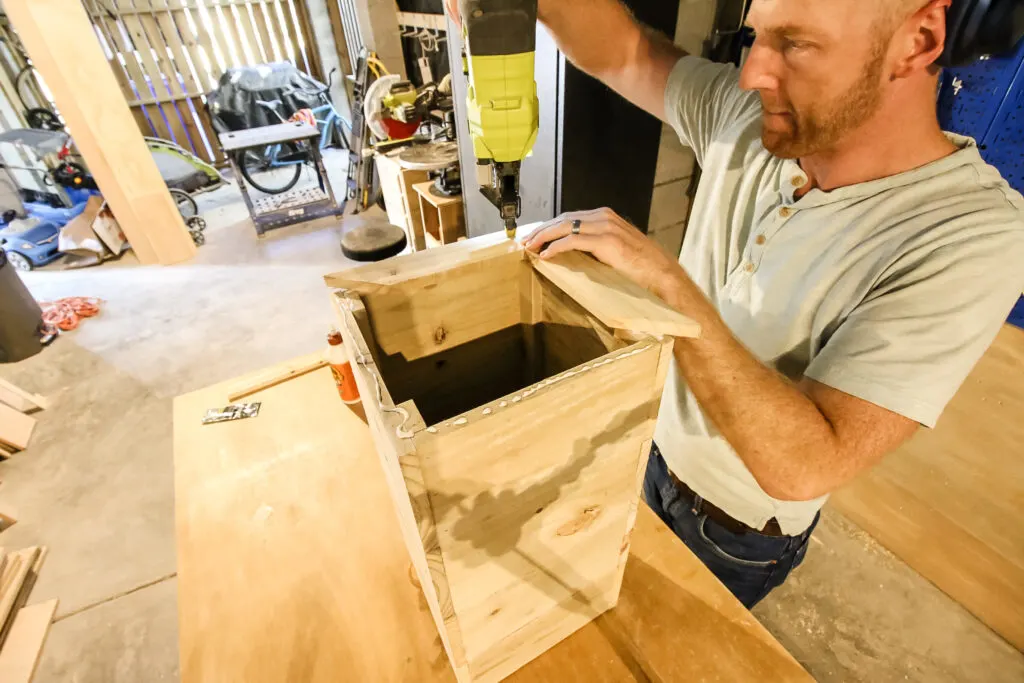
[235,143,304,195]
[169,188,198,218]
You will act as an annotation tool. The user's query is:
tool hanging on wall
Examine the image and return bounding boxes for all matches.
[342,50,378,214]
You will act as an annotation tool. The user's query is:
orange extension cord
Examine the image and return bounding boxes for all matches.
[38,297,101,333]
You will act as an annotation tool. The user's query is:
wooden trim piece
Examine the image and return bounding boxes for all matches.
[530,251,701,339]
[0,547,40,632]
[6,0,197,265]
[289,0,324,80]
[229,1,264,64]
[0,380,48,414]
[0,598,58,683]
[333,291,471,681]
[0,402,34,451]
[246,0,277,62]
[610,336,674,601]
[148,0,208,156]
[324,0,353,80]
[119,1,192,146]
[324,231,515,289]
[226,357,329,402]
[0,547,48,647]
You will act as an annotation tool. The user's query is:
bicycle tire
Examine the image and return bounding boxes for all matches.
[16,65,45,112]
[169,188,198,218]
[235,144,304,195]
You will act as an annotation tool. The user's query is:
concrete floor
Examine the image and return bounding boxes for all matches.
[1,157,1022,681]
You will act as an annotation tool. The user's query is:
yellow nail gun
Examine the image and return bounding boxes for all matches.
[458,0,540,238]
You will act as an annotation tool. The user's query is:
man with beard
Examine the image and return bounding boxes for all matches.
[446,0,1024,606]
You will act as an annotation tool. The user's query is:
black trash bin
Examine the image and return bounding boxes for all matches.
[0,250,43,363]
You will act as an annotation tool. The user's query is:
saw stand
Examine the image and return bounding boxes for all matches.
[220,122,340,236]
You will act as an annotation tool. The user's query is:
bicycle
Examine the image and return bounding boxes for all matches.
[235,69,351,195]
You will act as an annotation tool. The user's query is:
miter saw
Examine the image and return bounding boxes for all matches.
[365,75,456,143]
[458,0,540,238]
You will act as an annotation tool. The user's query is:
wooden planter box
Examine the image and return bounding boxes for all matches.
[325,233,698,682]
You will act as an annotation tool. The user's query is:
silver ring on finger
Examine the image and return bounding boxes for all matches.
[571,219,582,235]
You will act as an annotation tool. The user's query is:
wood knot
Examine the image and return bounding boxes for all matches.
[556,505,602,537]
[433,326,448,345]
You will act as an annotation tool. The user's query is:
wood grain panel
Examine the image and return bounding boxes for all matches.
[174,352,809,683]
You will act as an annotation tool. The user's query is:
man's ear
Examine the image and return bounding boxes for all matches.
[890,0,952,80]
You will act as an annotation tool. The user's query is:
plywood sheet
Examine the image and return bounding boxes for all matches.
[174,354,810,683]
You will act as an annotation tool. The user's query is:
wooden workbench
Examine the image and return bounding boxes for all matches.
[174,355,809,682]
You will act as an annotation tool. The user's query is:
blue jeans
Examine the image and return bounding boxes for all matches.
[643,444,818,608]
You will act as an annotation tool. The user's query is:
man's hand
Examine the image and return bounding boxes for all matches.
[524,209,918,502]
[523,208,688,301]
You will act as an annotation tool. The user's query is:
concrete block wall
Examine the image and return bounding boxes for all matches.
[647,0,716,258]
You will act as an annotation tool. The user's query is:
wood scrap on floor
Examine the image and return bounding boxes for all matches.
[0,546,52,682]
[0,380,48,414]
[0,402,36,454]
[0,599,58,683]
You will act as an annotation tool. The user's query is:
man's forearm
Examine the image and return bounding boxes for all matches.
[539,0,645,76]
[538,0,684,119]
[657,277,857,501]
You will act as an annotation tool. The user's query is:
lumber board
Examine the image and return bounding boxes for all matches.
[5,0,196,265]
[226,357,328,402]
[330,249,523,362]
[0,598,58,683]
[0,402,35,452]
[231,1,264,63]
[324,231,515,288]
[0,547,40,634]
[0,380,48,413]
[247,0,278,63]
[174,353,809,682]
[831,324,1024,650]
[530,251,701,339]
[0,546,47,648]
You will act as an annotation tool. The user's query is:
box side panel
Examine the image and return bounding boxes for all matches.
[324,231,515,287]
[609,337,676,606]
[536,269,628,375]
[413,339,662,673]
[530,251,701,339]
[369,251,523,361]
[333,292,471,681]
[378,324,527,427]
[328,246,523,362]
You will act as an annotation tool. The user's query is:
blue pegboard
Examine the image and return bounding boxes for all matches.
[1009,296,1024,330]
[938,36,1024,194]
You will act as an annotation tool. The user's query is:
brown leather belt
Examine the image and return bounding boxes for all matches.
[668,470,786,537]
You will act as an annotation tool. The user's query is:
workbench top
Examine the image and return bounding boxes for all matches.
[173,354,809,682]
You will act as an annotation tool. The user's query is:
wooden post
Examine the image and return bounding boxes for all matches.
[4,0,196,265]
